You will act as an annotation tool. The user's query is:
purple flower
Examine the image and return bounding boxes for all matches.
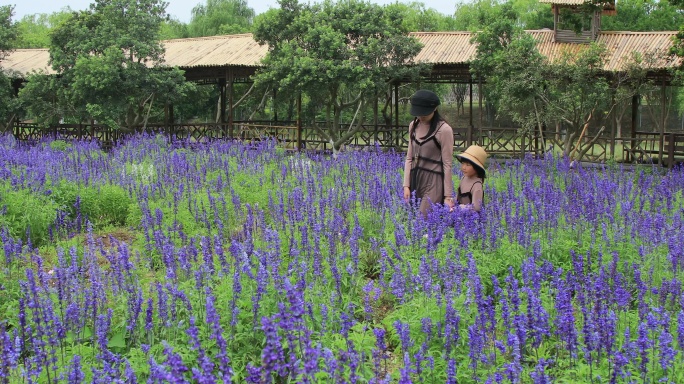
[530,359,552,384]
[446,358,457,384]
[205,292,233,382]
[162,342,190,384]
[393,321,412,353]
[67,355,85,383]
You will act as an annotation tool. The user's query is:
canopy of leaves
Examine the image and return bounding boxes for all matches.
[14,11,73,48]
[20,0,194,128]
[0,5,21,131]
[0,5,17,58]
[469,3,521,79]
[159,18,190,40]
[603,0,684,31]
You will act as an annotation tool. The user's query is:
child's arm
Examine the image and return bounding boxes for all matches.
[470,183,484,212]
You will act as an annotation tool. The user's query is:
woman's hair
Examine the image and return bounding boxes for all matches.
[414,110,445,140]
[462,158,486,180]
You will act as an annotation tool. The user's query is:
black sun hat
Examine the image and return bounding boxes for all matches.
[409,90,440,117]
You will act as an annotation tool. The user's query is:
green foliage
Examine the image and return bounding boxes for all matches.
[49,139,71,151]
[49,181,132,228]
[0,6,22,131]
[0,70,21,132]
[18,72,69,125]
[0,5,17,55]
[158,18,190,40]
[469,3,521,80]
[669,0,684,89]
[604,0,684,31]
[558,8,588,34]
[14,11,73,48]
[0,185,58,247]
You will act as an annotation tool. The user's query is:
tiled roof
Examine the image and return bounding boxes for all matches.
[2,49,53,75]
[410,32,477,65]
[160,33,268,68]
[529,30,679,71]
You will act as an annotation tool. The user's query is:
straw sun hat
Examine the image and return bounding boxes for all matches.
[456,145,488,176]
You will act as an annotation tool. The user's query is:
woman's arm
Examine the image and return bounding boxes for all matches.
[437,123,454,199]
[403,123,415,200]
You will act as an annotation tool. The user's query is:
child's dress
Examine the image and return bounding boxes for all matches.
[456,176,484,212]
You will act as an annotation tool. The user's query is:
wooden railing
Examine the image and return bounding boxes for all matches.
[10,120,684,167]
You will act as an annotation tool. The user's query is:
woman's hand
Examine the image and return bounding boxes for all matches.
[444,197,455,210]
[403,187,411,202]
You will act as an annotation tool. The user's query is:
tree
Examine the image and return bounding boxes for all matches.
[468,3,520,126]
[470,3,520,79]
[0,5,16,58]
[253,0,424,153]
[159,18,190,40]
[478,28,653,160]
[0,5,20,132]
[20,0,194,129]
[188,0,254,36]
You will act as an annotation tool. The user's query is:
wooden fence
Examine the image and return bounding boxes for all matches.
[10,121,684,168]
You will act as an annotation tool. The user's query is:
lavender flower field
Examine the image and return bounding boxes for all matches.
[1,134,683,383]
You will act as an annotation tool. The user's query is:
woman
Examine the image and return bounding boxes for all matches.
[402,90,455,216]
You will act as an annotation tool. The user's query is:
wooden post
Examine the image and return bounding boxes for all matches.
[228,70,234,139]
[468,76,473,147]
[478,78,483,146]
[219,78,227,138]
[297,93,302,151]
[169,104,175,137]
[394,82,399,148]
[667,132,675,169]
[273,88,278,122]
[658,79,666,165]
[609,92,615,158]
[630,94,639,162]
[373,96,378,136]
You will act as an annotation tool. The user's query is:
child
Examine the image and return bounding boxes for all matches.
[455,145,487,212]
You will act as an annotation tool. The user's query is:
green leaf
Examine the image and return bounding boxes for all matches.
[108,331,127,350]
